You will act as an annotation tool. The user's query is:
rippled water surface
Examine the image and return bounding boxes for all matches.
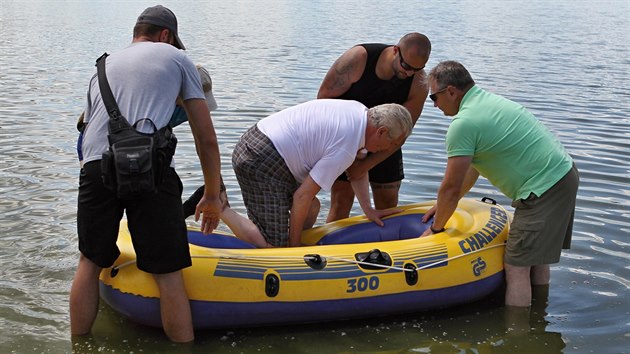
[1,0,628,353]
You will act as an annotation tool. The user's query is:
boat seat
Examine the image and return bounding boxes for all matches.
[317,214,430,245]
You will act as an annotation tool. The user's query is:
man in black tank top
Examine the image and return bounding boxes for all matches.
[318,32,431,222]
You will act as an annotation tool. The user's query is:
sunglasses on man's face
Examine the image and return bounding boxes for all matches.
[397,46,424,72]
[429,87,448,102]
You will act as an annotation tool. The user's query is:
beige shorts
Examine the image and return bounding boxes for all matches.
[505,163,579,267]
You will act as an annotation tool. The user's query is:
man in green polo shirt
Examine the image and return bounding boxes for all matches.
[422,60,579,307]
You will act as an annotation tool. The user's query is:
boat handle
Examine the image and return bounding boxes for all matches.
[265,274,280,297]
[481,197,497,205]
[404,263,418,286]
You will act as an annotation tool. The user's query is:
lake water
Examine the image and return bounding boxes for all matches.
[0,0,628,353]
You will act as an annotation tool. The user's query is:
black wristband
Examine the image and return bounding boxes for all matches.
[430,224,445,233]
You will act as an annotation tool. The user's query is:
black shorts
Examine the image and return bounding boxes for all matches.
[77,160,191,274]
[337,148,404,184]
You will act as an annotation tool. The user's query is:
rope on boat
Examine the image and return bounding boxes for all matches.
[108,243,506,274]
[306,243,506,272]
[414,243,505,270]
[190,253,414,272]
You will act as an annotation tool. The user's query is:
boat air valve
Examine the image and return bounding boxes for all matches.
[304,254,327,270]
[265,274,280,297]
[355,249,392,270]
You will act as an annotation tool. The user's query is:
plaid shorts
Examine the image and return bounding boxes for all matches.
[232,125,299,247]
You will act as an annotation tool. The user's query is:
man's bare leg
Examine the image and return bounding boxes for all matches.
[220,208,271,247]
[326,180,355,222]
[70,255,102,336]
[531,264,550,285]
[153,271,194,343]
[505,263,533,307]
[370,181,401,210]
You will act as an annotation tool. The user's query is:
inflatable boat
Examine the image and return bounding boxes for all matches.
[99,197,510,329]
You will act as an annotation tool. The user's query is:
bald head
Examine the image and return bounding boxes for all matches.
[398,32,431,59]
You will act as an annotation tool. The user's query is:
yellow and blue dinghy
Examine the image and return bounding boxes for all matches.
[99,197,510,329]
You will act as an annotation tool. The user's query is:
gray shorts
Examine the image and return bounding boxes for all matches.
[505,163,579,266]
[232,125,299,247]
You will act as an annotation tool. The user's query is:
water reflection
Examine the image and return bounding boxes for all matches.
[499,286,565,353]
[66,287,573,354]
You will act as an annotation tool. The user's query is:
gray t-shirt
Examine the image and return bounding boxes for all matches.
[82,41,204,164]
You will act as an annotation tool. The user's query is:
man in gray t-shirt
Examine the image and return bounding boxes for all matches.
[69,5,223,343]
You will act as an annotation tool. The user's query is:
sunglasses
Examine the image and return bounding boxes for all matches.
[396,46,424,72]
[429,87,448,102]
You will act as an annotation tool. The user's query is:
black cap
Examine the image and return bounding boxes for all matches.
[136,5,185,50]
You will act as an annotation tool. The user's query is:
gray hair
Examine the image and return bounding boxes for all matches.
[428,60,475,91]
[367,103,413,139]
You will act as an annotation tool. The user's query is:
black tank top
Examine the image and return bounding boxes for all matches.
[338,43,414,108]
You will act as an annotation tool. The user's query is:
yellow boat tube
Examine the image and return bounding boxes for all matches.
[99,197,510,329]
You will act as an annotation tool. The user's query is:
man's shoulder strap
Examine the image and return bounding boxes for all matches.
[95,53,130,133]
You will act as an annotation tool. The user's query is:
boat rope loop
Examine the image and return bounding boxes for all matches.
[109,243,505,276]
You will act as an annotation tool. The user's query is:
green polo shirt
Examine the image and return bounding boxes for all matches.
[446,85,573,200]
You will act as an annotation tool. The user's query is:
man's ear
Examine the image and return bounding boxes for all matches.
[159,29,170,43]
[377,126,388,136]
